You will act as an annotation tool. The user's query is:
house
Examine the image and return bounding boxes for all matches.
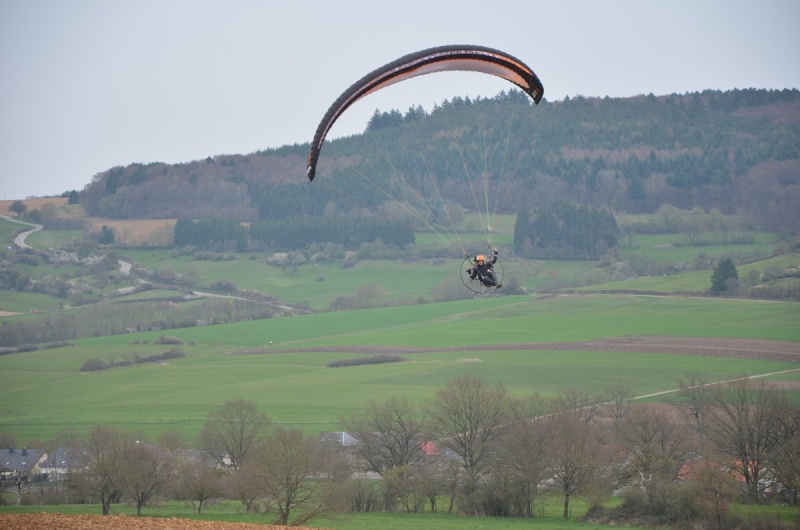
[39,447,90,483]
[0,448,48,485]
[320,432,359,447]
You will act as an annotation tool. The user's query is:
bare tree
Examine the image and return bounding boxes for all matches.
[0,432,17,449]
[769,402,800,504]
[175,456,222,514]
[414,458,447,513]
[553,387,602,423]
[692,457,739,530]
[429,374,508,514]
[621,405,693,493]
[383,465,424,513]
[341,396,430,476]
[499,394,551,517]
[354,284,387,308]
[125,441,172,516]
[199,398,269,471]
[706,378,788,503]
[257,427,326,526]
[677,373,713,452]
[157,429,187,453]
[547,411,610,518]
[224,463,261,513]
[604,383,633,443]
[78,425,136,515]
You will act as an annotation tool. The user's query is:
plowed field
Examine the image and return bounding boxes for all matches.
[0,513,316,530]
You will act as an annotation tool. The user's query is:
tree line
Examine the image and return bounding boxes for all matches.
[513,202,620,259]
[79,89,800,235]
[173,215,414,251]
[6,375,798,528]
[0,297,281,348]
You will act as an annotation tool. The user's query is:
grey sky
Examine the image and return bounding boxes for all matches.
[1,0,798,199]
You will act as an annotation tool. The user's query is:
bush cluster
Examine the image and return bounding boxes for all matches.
[80,347,186,372]
[327,354,404,368]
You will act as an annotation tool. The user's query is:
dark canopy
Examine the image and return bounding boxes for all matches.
[306,44,544,181]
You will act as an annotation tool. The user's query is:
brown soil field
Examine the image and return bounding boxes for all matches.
[85,217,176,246]
[236,336,800,364]
[0,197,68,215]
[0,513,315,530]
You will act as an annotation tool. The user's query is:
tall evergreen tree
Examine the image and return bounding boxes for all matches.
[710,258,738,293]
[513,208,531,254]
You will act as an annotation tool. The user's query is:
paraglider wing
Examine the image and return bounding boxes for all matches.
[306,45,544,181]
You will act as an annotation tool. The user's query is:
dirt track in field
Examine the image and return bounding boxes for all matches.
[234,336,800,364]
[7,337,798,529]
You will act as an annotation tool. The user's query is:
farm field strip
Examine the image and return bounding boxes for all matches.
[2,294,798,442]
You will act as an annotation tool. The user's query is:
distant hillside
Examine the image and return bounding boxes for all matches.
[81,88,800,233]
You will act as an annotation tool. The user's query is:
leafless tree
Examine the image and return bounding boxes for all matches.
[621,405,693,493]
[257,427,327,526]
[47,429,85,504]
[692,457,739,530]
[224,463,261,513]
[769,401,800,504]
[354,284,388,308]
[604,383,633,443]
[341,396,430,476]
[547,411,610,518]
[199,398,269,471]
[383,465,424,513]
[124,440,172,516]
[413,458,447,513]
[174,456,222,514]
[706,378,788,503]
[78,425,137,515]
[498,394,551,516]
[429,374,508,514]
[553,387,602,423]
[157,429,187,453]
[677,373,713,452]
[0,432,17,449]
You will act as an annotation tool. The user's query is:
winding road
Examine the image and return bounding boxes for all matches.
[3,214,133,276]
[1,215,42,249]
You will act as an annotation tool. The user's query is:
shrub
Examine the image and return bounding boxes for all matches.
[328,354,404,368]
[155,335,183,345]
[80,358,111,372]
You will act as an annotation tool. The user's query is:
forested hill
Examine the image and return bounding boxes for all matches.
[81,88,800,232]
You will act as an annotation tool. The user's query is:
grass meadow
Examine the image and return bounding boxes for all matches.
[2,216,800,529]
[618,232,780,263]
[1,294,798,443]
[0,495,631,529]
[584,252,800,293]
[3,212,794,314]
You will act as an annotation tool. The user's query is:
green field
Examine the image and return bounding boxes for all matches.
[0,496,627,529]
[583,252,800,293]
[2,294,798,443]
[2,212,795,314]
[3,218,800,444]
[3,489,796,530]
[3,218,800,529]
[619,232,779,263]
[0,217,20,245]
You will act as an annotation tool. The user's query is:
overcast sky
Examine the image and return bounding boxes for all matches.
[1,0,798,200]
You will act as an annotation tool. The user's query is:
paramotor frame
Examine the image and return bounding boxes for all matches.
[460,253,504,295]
